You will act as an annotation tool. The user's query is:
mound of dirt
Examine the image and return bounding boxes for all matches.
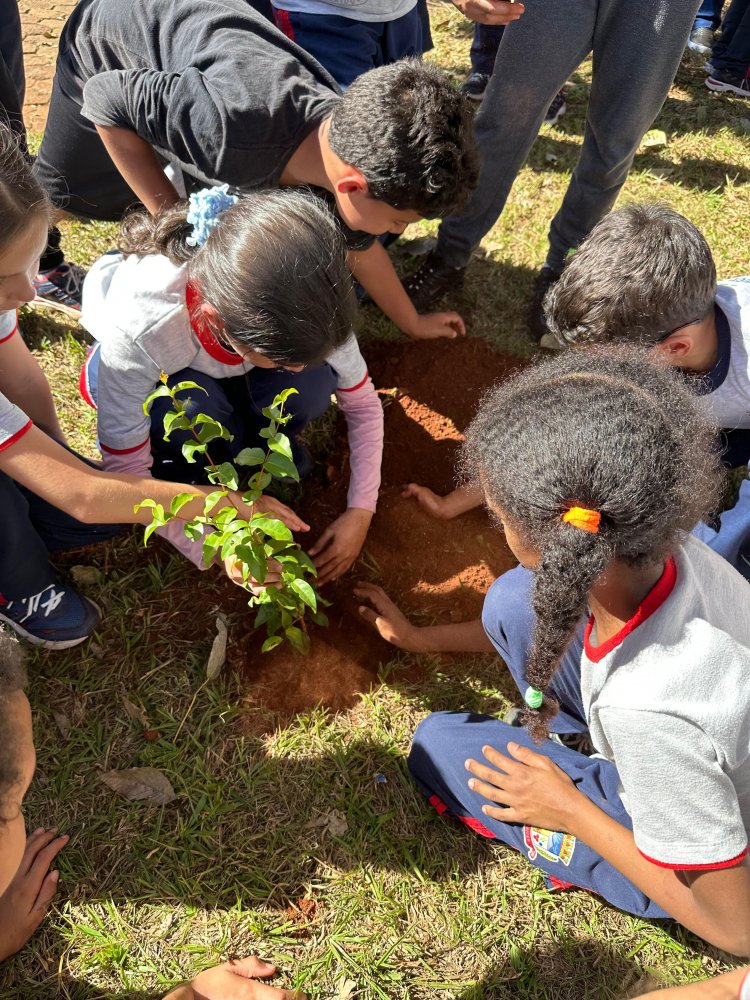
[229,337,521,726]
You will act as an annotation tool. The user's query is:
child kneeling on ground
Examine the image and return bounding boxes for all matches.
[358,347,750,955]
[0,126,305,649]
[81,187,383,585]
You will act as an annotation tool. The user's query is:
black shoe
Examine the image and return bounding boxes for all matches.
[402,250,465,312]
[527,265,562,342]
[705,69,750,99]
[461,72,491,102]
[544,90,567,125]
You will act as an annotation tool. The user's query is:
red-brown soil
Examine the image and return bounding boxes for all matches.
[229,337,521,725]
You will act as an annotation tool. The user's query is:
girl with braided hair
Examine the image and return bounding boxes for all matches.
[356,346,750,954]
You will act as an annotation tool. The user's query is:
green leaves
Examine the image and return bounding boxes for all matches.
[291,578,316,612]
[137,380,325,655]
[250,516,292,542]
[235,447,265,467]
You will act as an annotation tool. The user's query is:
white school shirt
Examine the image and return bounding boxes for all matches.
[0,310,32,452]
[580,535,750,870]
[703,278,750,431]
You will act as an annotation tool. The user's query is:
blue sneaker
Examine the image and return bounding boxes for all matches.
[0,584,101,649]
[33,261,85,318]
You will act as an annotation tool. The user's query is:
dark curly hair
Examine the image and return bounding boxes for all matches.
[0,631,29,822]
[327,59,479,218]
[544,203,717,347]
[119,188,355,368]
[462,346,723,741]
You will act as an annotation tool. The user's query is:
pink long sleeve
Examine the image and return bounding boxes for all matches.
[101,440,211,569]
[335,377,383,513]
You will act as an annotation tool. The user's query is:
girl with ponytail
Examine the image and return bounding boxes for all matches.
[357,346,750,955]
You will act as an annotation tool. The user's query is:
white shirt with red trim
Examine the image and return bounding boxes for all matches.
[80,251,382,566]
[0,310,32,453]
[581,535,750,871]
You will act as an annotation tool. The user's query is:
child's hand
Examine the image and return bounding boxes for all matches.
[408,311,466,340]
[465,742,582,832]
[451,0,524,26]
[403,483,484,520]
[401,483,448,518]
[167,956,305,1000]
[224,556,282,594]
[309,508,372,585]
[231,495,309,534]
[0,827,68,961]
[355,583,426,652]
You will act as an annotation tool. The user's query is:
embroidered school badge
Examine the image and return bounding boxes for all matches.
[523,826,576,866]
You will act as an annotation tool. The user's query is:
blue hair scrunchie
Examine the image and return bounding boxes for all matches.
[185,184,239,248]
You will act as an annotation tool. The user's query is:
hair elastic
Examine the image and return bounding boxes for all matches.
[562,506,601,534]
[524,686,544,710]
[186,184,239,247]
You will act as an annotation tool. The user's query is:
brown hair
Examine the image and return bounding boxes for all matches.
[544,203,717,347]
[0,123,52,252]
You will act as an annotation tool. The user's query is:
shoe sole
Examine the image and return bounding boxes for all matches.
[465,92,485,103]
[687,40,712,54]
[705,76,750,97]
[31,295,81,320]
[0,600,101,650]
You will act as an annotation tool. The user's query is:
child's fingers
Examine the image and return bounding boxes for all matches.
[257,498,309,533]
[19,829,60,876]
[308,528,333,558]
[465,756,511,787]
[358,604,381,628]
[354,584,395,616]
[225,957,276,979]
[30,870,60,917]
[467,775,514,807]
[27,834,69,885]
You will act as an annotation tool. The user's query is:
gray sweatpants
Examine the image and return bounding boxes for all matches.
[437,0,701,272]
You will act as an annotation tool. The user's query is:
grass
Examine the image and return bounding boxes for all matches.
[3,8,750,998]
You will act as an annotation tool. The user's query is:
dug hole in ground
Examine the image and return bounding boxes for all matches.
[221,336,520,727]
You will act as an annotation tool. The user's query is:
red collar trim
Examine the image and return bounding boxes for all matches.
[584,556,677,663]
[186,282,243,367]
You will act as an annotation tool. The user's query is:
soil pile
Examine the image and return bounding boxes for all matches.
[229,337,521,724]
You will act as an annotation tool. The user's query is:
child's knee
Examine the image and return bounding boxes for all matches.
[481,564,534,649]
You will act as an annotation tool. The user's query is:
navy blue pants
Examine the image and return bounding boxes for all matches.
[408,565,669,918]
[147,365,337,483]
[712,0,750,75]
[0,458,121,602]
[272,6,422,88]
[84,346,338,485]
[470,24,504,76]
[694,0,725,30]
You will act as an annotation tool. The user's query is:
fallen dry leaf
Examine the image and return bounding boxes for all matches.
[122,695,149,727]
[304,808,348,838]
[70,565,104,587]
[205,614,228,681]
[333,978,358,1000]
[52,711,70,740]
[99,767,177,805]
